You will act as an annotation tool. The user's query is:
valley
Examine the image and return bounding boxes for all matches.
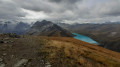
[57,22,120,52]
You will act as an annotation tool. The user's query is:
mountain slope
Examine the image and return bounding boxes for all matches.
[57,23,120,52]
[0,21,30,34]
[27,20,73,37]
[0,34,120,67]
[14,22,31,34]
[44,37,120,67]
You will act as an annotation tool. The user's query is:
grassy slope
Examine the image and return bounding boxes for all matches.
[0,35,120,67]
[64,24,120,52]
[41,36,120,67]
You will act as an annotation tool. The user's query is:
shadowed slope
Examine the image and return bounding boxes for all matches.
[27,20,73,37]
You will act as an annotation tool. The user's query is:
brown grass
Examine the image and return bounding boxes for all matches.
[39,36,120,67]
[0,35,120,67]
[43,36,120,58]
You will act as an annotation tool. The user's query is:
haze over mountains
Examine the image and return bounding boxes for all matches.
[0,21,30,34]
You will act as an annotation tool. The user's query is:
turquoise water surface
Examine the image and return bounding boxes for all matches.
[73,33,98,44]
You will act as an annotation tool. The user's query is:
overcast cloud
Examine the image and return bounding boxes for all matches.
[0,0,120,23]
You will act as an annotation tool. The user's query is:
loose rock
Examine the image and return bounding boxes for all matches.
[0,63,5,67]
[3,53,7,56]
[14,59,29,67]
[0,40,4,43]
[0,58,3,62]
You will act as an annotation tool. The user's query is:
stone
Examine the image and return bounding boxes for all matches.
[4,38,9,40]
[45,62,51,67]
[14,59,29,67]
[0,63,5,67]
[0,58,3,62]
[3,53,7,56]
[0,41,4,43]
[3,41,8,44]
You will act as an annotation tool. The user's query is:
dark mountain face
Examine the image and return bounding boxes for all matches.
[14,22,31,35]
[0,21,30,35]
[27,20,73,37]
[58,23,120,52]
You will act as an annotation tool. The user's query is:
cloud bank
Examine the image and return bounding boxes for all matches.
[0,0,120,23]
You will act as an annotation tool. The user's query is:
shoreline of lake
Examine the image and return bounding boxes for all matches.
[72,33,98,45]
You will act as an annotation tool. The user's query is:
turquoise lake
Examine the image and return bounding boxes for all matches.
[72,33,98,44]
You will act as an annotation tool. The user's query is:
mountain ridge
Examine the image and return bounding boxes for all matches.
[27,20,74,37]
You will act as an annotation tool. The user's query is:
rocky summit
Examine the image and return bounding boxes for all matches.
[27,20,73,37]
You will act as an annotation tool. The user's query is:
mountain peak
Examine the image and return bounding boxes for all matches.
[27,20,73,37]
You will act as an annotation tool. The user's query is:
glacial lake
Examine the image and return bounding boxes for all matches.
[73,33,98,44]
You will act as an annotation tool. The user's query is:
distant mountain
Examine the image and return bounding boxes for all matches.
[104,21,120,24]
[14,22,31,34]
[0,21,30,34]
[58,22,120,52]
[27,20,73,37]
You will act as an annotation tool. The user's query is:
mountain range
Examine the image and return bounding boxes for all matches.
[0,21,30,34]
[1,20,120,52]
[0,20,120,67]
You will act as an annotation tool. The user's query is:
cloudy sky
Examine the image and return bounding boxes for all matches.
[0,0,120,23]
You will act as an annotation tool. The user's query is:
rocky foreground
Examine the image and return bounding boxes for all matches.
[0,34,120,67]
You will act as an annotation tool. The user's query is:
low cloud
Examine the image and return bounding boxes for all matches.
[0,0,120,23]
